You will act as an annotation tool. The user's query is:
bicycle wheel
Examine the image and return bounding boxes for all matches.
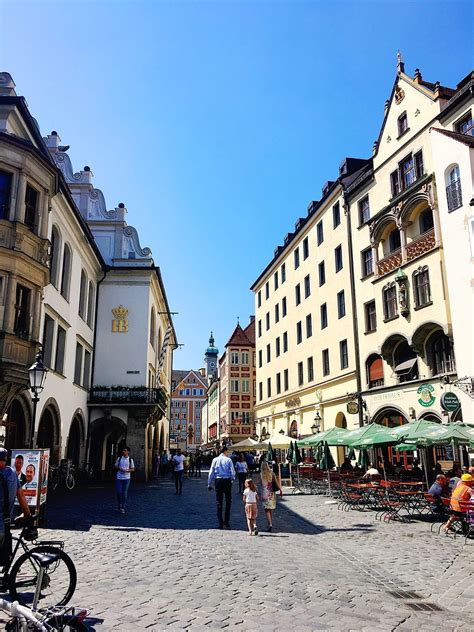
[9,545,77,609]
[43,614,88,631]
[65,472,75,490]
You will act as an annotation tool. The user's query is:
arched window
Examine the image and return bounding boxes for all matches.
[388,228,401,253]
[149,308,156,349]
[412,266,431,308]
[50,225,61,288]
[419,208,434,233]
[393,341,418,383]
[60,244,72,300]
[366,354,384,388]
[86,281,95,327]
[426,331,456,376]
[446,165,462,211]
[78,270,87,319]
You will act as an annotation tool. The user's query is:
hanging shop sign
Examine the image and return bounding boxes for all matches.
[417,384,436,408]
[440,392,460,412]
[346,401,359,415]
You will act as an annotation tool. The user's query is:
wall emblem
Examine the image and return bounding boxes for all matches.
[112,305,129,333]
[395,85,405,105]
[417,384,435,408]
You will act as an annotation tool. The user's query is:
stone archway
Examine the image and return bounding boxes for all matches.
[66,415,85,467]
[5,398,29,449]
[372,407,411,470]
[89,416,127,480]
[37,405,60,464]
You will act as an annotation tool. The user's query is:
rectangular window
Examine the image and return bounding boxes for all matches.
[241,379,250,393]
[303,236,309,259]
[298,361,304,386]
[0,170,13,220]
[337,290,346,318]
[414,150,424,179]
[390,170,400,197]
[322,349,330,377]
[306,314,312,338]
[295,284,301,306]
[24,184,38,231]
[455,112,473,136]
[42,315,55,369]
[276,336,281,357]
[333,202,340,228]
[340,339,348,370]
[266,312,270,330]
[358,196,370,224]
[241,352,249,365]
[230,380,239,393]
[383,285,398,320]
[317,220,324,245]
[397,112,408,137]
[258,350,262,368]
[284,369,289,391]
[283,331,288,352]
[318,261,326,286]
[320,303,328,329]
[257,290,261,307]
[74,342,83,385]
[55,326,66,375]
[83,349,91,389]
[266,343,271,363]
[276,372,281,394]
[274,271,279,290]
[361,248,374,277]
[304,274,311,298]
[401,154,415,189]
[335,245,343,272]
[258,320,262,337]
[13,284,30,336]
[365,300,377,332]
[267,377,271,398]
[86,284,95,327]
[281,263,286,283]
[231,351,239,364]
[265,282,270,300]
[307,356,314,382]
[259,382,263,401]
[275,303,280,323]
[414,268,431,307]
[296,321,302,344]
[282,296,287,317]
[294,247,300,270]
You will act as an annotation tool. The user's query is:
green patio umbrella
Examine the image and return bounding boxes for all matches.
[394,443,418,452]
[367,419,441,447]
[411,422,474,446]
[347,447,356,460]
[267,441,275,463]
[351,423,397,448]
[357,448,370,469]
[320,442,336,470]
[292,441,303,465]
[297,426,349,447]
[287,440,294,463]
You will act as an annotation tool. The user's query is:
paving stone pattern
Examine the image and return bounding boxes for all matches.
[1,474,473,631]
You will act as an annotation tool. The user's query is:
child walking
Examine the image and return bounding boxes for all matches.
[243,478,259,535]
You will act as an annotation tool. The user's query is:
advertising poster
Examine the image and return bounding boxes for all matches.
[40,449,49,505]
[11,449,43,507]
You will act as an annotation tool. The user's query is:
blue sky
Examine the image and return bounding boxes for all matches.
[1,1,472,370]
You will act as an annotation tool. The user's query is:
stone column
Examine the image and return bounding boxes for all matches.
[399,225,407,263]
[39,191,50,239]
[3,273,16,332]
[431,204,441,246]
[31,287,42,343]
[15,172,27,224]
[126,415,146,481]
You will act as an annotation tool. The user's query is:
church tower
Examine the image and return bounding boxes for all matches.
[204,332,219,380]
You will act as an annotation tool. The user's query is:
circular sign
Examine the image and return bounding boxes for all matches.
[417,384,436,408]
[347,401,359,415]
[440,392,460,412]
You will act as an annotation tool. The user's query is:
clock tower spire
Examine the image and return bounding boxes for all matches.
[204,331,219,380]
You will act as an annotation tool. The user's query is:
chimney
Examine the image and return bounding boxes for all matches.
[44,131,61,152]
[0,73,17,97]
[249,315,255,323]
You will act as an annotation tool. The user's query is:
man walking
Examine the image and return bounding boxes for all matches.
[208,447,236,529]
[172,448,185,495]
[115,446,135,514]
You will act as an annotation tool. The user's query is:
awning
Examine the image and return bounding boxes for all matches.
[394,358,417,374]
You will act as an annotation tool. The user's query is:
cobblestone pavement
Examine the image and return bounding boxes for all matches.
[1,473,473,631]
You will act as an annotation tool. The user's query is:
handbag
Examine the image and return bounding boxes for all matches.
[271,476,279,493]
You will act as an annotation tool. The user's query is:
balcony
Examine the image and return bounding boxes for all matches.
[89,386,167,408]
[406,228,436,262]
[376,248,402,276]
[446,180,462,211]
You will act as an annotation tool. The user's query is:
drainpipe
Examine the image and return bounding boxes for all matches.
[342,188,364,427]
[84,267,108,470]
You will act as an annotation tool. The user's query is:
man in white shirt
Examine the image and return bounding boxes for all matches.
[208,447,236,529]
[115,446,135,514]
[172,449,185,495]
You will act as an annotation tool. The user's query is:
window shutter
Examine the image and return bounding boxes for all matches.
[369,357,384,382]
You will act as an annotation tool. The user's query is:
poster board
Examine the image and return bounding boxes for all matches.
[11,449,49,509]
[279,463,291,486]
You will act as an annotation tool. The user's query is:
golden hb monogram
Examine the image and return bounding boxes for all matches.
[112,305,129,333]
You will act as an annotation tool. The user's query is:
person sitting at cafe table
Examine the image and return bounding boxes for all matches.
[428,474,448,513]
[362,463,380,480]
[443,473,473,533]
[409,460,423,481]
[448,466,462,493]
[340,458,353,474]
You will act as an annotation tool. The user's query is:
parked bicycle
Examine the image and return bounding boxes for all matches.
[49,462,76,492]
[1,598,88,631]
[1,515,77,610]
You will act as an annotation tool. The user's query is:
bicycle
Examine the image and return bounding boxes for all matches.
[49,462,76,492]
[1,515,77,610]
[1,598,88,631]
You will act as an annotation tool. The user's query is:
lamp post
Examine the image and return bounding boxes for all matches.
[28,352,48,449]
[311,412,322,435]
[264,431,271,441]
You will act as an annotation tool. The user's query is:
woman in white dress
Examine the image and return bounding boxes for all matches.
[260,461,282,531]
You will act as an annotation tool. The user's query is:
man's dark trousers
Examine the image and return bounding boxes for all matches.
[215,478,232,526]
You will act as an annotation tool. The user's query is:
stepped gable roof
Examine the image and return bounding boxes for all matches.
[431,127,474,147]
[243,319,255,345]
[225,323,252,348]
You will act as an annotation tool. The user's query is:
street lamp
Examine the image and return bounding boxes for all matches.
[264,431,271,440]
[251,433,259,441]
[311,412,321,435]
[279,429,285,435]
[28,352,48,449]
